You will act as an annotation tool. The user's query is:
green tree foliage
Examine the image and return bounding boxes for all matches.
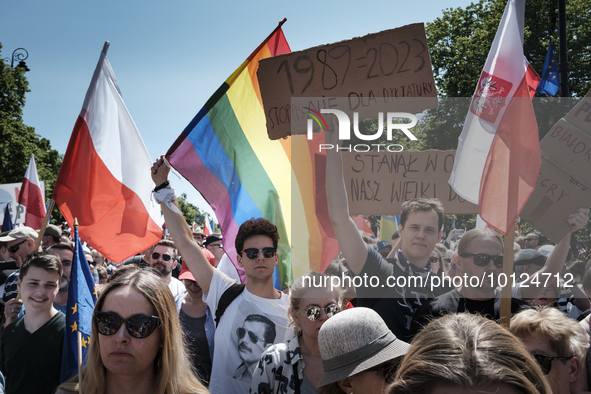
[175,193,204,227]
[0,43,63,222]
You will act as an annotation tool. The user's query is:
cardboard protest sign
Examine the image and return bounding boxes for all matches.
[521,91,591,242]
[341,150,478,215]
[257,23,438,140]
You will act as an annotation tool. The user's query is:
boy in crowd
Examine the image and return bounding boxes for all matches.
[0,252,65,394]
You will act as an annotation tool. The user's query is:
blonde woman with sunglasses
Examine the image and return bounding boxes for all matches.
[250,271,344,394]
[55,266,208,394]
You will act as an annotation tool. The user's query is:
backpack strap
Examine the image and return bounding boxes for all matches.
[214,283,245,327]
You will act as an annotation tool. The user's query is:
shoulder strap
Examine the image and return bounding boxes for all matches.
[214,283,245,327]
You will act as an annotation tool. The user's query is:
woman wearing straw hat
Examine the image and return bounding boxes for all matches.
[316,307,410,394]
[250,271,343,394]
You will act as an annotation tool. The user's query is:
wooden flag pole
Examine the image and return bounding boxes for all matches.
[499,225,515,328]
[33,199,55,251]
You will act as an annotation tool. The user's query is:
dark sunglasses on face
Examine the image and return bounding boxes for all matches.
[241,247,277,260]
[459,253,503,268]
[533,353,572,375]
[8,239,26,254]
[208,243,223,248]
[151,252,172,262]
[93,311,160,339]
[236,327,265,344]
[304,304,339,321]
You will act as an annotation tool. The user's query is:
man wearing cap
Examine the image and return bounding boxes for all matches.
[41,224,61,249]
[204,234,224,266]
[149,239,185,299]
[376,241,391,259]
[0,227,40,326]
[176,261,215,386]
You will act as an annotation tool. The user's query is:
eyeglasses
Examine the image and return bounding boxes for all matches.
[459,253,503,268]
[428,256,440,264]
[8,240,26,254]
[236,327,266,344]
[151,252,172,262]
[533,354,572,375]
[241,247,277,260]
[93,311,160,339]
[303,304,339,321]
[182,279,200,289]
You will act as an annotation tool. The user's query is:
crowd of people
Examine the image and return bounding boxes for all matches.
[0,151,589,394]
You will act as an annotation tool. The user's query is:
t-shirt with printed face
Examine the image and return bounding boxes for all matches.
[204,269,293,394]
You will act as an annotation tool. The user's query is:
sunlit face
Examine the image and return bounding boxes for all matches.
[237,235,278,283]
[17,266,60,313]
[206,241,225,261]
[98,286,162,380]
[182,279,203,301]
[398,210,441,266]
[292,291,338,342]
[7,238,34,267]
[456,235,503,295]
[149,245,175,278]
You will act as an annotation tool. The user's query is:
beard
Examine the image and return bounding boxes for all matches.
[152,263,172,277]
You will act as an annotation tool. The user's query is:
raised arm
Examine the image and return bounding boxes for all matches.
[151,156,214,294]
[325,130,368,275]
[520,208,589,300]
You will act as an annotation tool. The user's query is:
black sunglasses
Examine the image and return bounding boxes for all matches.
[151,252,172,262]
[93,311,160,339]
[533,353,572,375]
[8,239,26,254]
[236,327,266,344]
[304,304,339,321]
[208,243,223,248]
[459,253,503,268]
[241,247,276,260]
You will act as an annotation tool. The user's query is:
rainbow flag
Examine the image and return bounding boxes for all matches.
[167,20,293,287]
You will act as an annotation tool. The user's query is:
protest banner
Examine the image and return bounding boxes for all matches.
[521,91,591,242]
[341,150,478,215]
[257,23,438,140]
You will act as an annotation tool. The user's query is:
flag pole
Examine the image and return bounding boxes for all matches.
[499,221,516,328]
[34,199,55,251]
[74,217,83,394]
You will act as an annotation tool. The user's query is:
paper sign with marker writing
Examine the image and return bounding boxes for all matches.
[521,90,591,242]
[341,150,478,215]
[257,23,438,140]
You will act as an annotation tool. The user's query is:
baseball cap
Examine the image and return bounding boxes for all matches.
[514,249,547,266]
[44,224,62,239]
[204,234,222,248]
[0,227,38,242]
[377,241,391,252]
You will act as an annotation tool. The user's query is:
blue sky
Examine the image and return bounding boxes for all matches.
[1,0,476,220]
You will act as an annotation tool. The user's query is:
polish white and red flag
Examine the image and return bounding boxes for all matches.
[18,154,46,229]
[53,42,162,262]
[448,0,540,235]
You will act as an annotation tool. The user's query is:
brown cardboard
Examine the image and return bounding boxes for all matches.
[341,150,478,215]
[520,160,591,243]
[257,23,438,140]
[520,90,591,243]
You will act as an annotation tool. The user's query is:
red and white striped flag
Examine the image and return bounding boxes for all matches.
[448,0,540,235]
[18,154,46,229]
[53,42,162,263]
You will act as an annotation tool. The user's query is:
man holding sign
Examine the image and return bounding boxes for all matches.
[325,130,452,342]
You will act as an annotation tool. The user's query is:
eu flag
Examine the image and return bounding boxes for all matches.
[537,38,560,96]
[60,227,98,382]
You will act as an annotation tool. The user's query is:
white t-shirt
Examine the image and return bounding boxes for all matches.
[205,269,292,394]
[167,277,186,299]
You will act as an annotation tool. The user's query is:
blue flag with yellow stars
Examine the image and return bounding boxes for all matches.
[60,226,98,382]
[537,38,560,96]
